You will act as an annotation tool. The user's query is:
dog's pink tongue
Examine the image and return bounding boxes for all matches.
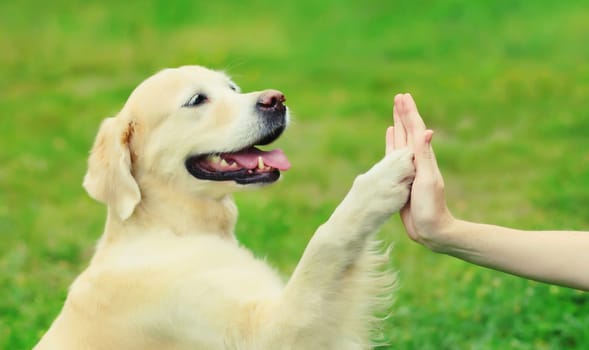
[223,148,291,171]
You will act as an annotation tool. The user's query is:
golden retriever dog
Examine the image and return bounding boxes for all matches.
[34,65,414,350]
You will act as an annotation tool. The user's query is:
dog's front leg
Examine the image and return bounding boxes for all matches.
[260,148,414,349]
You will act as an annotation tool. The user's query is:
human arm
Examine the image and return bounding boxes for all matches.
[430,220,589,291]
[390,93,589,291]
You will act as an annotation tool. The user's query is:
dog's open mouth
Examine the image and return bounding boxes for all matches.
[185,146,291,185]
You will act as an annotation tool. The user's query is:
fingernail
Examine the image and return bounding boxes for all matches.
[425,130,434,144]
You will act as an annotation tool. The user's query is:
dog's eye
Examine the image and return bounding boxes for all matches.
[184,94,208,107]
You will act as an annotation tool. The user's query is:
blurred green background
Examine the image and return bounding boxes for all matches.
[1,0,588,349]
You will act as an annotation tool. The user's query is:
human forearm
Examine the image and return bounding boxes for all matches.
[432,219,589,291]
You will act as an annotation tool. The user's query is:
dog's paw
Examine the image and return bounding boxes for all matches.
[350,148,415,221]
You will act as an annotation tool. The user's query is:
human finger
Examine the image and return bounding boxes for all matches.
[400,93,426,150]
[385,126,395,155]
[424,130,444,181]
[401,93,426,130]
[415,129,439,178]
[393,95,407,149]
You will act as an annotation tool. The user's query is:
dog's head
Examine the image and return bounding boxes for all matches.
[82,66,290,220]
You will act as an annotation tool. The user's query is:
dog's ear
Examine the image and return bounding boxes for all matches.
[83,116,141,221]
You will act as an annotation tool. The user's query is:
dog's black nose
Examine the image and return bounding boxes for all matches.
[254,90,287,145]
[256,90,286,114]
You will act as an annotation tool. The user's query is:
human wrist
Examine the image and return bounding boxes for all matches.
[420,213,460,254]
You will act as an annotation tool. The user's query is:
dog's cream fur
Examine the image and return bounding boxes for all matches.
[34,66,414,350]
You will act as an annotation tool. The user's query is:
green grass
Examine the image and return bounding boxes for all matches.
[2,0,589,348]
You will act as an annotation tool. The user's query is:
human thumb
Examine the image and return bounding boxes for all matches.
[415,130,436,173]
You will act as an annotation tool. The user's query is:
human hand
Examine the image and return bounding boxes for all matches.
[387,93,455,252]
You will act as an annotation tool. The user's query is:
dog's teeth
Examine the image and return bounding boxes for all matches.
[210,155,221,163]
[228,162,238,169]
[220,159,229,167]
[257,156,264,170]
